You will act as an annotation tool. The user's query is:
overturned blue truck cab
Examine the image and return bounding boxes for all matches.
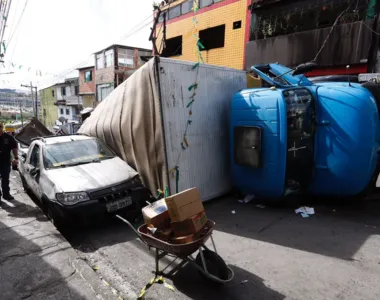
[230,63,380,199]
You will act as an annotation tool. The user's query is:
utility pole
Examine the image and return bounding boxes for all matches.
[19,98,23,126]
[21,82,38,119]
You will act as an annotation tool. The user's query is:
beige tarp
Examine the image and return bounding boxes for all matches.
[78,58,168,195]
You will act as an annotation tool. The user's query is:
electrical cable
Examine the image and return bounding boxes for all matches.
[6,0,29,47]
[313,0,356,62]
[362,21,380,36]
[3,10,154,83]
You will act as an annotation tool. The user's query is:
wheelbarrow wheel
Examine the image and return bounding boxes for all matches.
[195,249,229,281]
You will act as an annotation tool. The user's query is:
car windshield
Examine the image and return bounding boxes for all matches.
[43,138,115,168]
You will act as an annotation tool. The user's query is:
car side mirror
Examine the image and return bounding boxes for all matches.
[30,167,40,176]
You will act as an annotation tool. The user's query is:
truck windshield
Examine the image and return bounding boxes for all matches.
[43,139,115,168]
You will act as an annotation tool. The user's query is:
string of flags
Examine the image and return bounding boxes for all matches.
[0,60,62,77]
[169,0,204,193]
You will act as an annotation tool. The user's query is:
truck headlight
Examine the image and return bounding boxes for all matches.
[56,192,90,205]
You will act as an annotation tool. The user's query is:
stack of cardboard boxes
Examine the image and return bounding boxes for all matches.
[142,188,208,244]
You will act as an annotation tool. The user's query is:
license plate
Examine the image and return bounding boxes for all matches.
[106,197,132,212]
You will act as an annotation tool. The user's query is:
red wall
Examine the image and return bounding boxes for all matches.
[79,67,96,94]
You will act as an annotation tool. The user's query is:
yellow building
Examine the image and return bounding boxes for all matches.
[156,0,250,70]
[39,85,58,130]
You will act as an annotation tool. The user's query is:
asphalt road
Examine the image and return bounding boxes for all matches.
[51,193,380,300]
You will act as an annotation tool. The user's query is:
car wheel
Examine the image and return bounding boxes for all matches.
[20,175,30,193]
[45,203,66,230]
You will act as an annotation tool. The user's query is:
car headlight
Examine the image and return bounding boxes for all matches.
[130,175,142,186]
[56,192,90,205]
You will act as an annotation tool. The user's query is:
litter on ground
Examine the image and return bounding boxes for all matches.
[295,206,315,218]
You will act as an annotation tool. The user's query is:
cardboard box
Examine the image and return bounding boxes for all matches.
[165,188,204,222]
[171,211,208,237]
[142,199,170,229]
[156,228,173,241]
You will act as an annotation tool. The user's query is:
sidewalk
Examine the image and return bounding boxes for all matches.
[0,172,116,300]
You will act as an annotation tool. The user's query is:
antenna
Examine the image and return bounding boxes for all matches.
[346,65,352,87]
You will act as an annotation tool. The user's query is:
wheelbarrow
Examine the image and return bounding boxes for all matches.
[116,215,234,284]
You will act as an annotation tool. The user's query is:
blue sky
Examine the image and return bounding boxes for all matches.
[0,0,153,90]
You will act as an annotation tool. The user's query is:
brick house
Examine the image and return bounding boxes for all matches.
[94,44,152,102]
[77,65,96,108]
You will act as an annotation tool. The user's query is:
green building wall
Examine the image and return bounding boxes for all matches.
[39,85,58,130]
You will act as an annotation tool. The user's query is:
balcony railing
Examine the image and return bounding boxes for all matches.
[245,21,373,70]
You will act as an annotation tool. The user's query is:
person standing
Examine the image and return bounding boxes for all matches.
[0,122,18,203]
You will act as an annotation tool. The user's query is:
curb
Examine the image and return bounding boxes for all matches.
[9,173,118,300]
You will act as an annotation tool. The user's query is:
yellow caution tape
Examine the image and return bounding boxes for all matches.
[184,136,189,147]
[102,279,110,286]
[137,276,174,300]
[92,265,100,271]
[53,154,104,167]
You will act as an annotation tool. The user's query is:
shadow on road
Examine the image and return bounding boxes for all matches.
[63,216,139,253]
[171,264,284,300]
[205,195,380,261]
[1,195,49,222]
[0,220,90,300]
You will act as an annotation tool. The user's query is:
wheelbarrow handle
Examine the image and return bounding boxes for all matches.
[115,214,146,244]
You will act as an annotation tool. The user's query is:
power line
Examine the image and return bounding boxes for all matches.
[313,0,355,62]
[6,0,29,47]
[120,14,153,40]
[362,21,380,36]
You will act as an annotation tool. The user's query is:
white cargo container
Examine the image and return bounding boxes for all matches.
[79,57,247,201]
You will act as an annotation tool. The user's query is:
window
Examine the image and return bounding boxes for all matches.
[97,83,113,101]
[233,20,242,30]
[75,86,79,96]
[158,11,167,23]
[61,86,66,96]
[181,0,192,14]
[29,145,40,168]
[85,71,92,82]
[161,36,182,57]
[105,49,114,68]
[168,5,181,19]
[199,25,225,50]
[234,126,262,168]
[199,0,213,8]
[60,108,64,115]
[96,53,104,69]
[43,139,115,169]
[118,48,135,68]
[66,108,70,115]
[52,90,55,97]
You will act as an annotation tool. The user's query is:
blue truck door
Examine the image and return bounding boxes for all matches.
[230,89,287,198]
